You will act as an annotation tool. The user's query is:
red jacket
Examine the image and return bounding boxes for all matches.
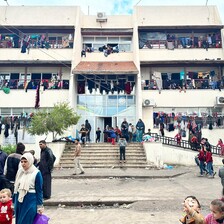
[0,199,13,224]
[198,150,206,161]
[205,151,213,163]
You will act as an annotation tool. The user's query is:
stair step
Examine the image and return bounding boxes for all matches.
[61,153,146,156]
[60,159,146,164]
[56,164,150,168]
[61,156,146,159]
[58,142,149,169]
[64,149,144,153]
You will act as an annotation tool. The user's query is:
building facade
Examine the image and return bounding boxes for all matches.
[0,5,223,144]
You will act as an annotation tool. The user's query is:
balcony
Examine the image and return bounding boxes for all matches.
[0,89,69,108]
[142,89,223,108]
[81,51,134,62]
[139,48,223,62]
[0,48,73,62]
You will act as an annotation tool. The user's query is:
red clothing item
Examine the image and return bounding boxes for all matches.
[206,151,213,163]
[0,199,13,224]
[198,150,206,161]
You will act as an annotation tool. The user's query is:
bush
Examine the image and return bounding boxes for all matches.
[1,144,16,155]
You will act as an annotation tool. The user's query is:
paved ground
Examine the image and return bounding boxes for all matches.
[38,166,223,224]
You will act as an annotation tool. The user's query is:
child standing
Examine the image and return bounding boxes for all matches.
[205,148,216,178]
[107,127,117,145]
[179,195,204,224]
[175,132,182,146]
[217,139,224,156]
[95,127,101,143]
[118,135,127,163]
[0,188,13,224]
[204,199,224,224]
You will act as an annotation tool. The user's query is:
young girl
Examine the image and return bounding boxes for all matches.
[180,195,204,224]
[217,139,224,156]
[0,188,13,224]
[205,199,224,224]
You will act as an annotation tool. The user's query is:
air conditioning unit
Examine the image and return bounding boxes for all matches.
[142,99,155,107]
[216,96,224,105]
[96,12,107,22]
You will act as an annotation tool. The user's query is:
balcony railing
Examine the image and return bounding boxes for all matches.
[0,39,74,49]
[140,39,222,50]
[0,79,69,90]
[150,133,221,155]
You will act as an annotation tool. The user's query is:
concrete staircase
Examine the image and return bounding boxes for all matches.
[58,142,153,168]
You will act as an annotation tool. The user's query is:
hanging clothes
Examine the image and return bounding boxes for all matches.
[153,72,162,92]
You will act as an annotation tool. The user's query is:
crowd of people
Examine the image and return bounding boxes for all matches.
[0,140,55,224]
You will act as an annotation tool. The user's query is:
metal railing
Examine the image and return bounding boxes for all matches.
[150,133,221,155]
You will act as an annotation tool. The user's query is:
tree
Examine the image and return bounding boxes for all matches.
[28,102,81,140]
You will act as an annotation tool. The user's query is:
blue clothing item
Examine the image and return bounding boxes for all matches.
[136,129,143,142]
[207,162,213,176]
[132,133,137,142]
[14,171,43,224]
[107,130,116,139]
[199,161,208,175]
[136,121,145,133]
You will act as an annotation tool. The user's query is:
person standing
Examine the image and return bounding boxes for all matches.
[175,131,182,146]
[198,145,207,177]
[136,119,145,142]
[38,140,55,200]
[159,122,165,137]
[85,119,91,143]
[14,153,44,224]
[118,135,127,163]
[79,124,88,146]
[219,159,224,189]
[73,139,85,175]
[95,127,101,143]
[217,139,224,156]
[128,123,133,142]
[4,142,25,193]
[0,188,13,224]
[0,146,8,190]
[205,148,216,178]
[121,118,129,141]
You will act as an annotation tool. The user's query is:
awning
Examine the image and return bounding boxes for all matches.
[73,61,138,75]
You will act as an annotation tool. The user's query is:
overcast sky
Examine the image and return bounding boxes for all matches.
[0,0,223,22]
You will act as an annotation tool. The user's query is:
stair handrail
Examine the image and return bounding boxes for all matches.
[150,133,220,155]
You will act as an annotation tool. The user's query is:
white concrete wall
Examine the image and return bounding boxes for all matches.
[0,6,78,26]
[144,142,223,166]
[0,49,73,62]
[82,15,133,28]
[135,6,222,26]
[0,90,69,108]
[139,49,224,61]
[142,89,224,107]
[81,52,134,61]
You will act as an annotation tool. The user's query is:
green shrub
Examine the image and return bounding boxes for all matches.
[1,144,16,155]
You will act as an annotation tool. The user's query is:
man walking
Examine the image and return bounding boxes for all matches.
[73,139,85,175]
[39,140,55,200]
[4,142,25,192]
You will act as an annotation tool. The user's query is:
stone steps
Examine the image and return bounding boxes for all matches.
[59,142,149,169]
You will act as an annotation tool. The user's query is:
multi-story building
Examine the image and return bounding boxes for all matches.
[0,5,223,144]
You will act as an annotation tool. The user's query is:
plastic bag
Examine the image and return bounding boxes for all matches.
[33,214,50,224]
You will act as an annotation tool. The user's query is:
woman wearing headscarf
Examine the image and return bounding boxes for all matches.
[14,152,44,224]
[136,119,145,142]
